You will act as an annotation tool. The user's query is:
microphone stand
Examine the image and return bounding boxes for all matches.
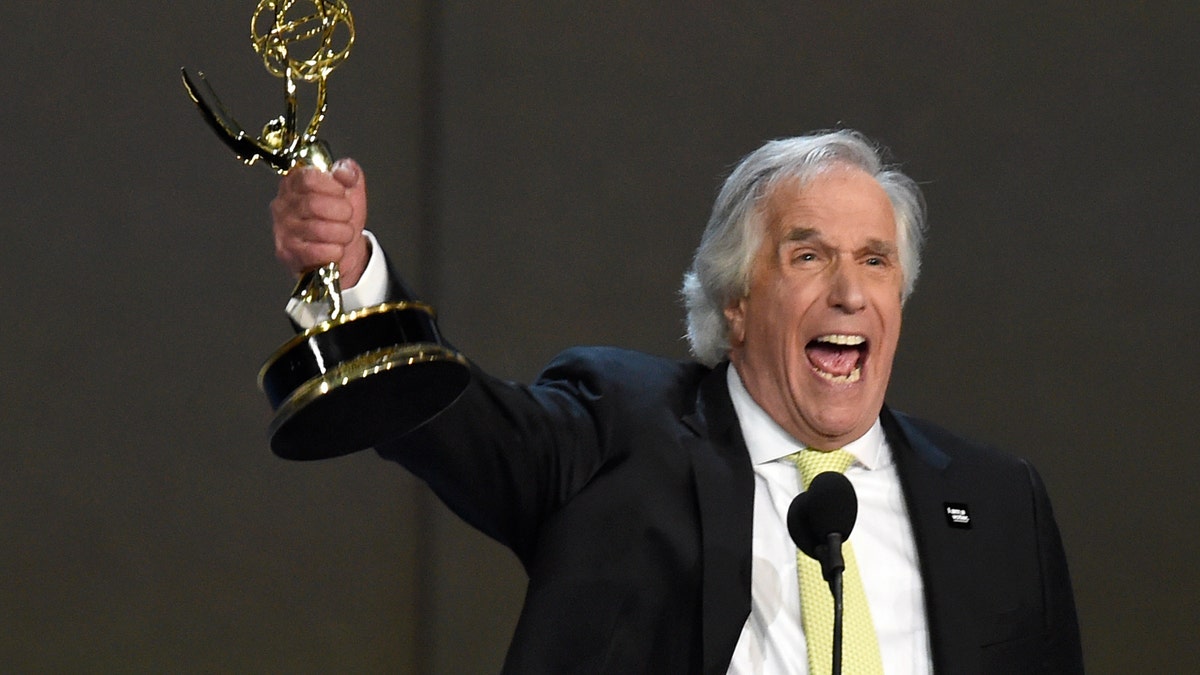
[821,532,847,675]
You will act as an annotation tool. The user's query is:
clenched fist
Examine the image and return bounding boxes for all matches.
[271,158,370,286]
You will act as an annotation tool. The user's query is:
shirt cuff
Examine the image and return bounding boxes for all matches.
[285,230,389,328]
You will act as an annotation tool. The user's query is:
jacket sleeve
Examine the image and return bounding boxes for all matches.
[374,349,622,567]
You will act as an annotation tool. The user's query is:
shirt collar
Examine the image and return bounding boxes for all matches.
[726,365,890,470]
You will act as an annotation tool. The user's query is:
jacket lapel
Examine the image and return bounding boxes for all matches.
[683,363,756,675]
[883,406,980,673]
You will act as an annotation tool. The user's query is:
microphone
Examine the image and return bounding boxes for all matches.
[787,471,858,578]
[788,471,859,675]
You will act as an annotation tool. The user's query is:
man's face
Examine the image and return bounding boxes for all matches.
[725,167,904,449]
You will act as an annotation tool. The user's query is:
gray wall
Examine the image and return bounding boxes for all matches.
[2,2,1196,672]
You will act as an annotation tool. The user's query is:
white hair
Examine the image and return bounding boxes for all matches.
[681,130,927,366]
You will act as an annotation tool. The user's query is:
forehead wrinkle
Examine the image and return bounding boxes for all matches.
[762,173,899,255]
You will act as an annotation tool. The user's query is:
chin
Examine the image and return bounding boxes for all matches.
[802,398,878,444]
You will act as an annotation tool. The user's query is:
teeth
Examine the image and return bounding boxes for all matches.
[815,334,865,346]
[813,365,862,384]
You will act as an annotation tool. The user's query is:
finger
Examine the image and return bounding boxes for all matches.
[330,158,361,188]
[271,188,354,225]
[302,193,355,223]
[275,235,350,273]
[346,172,367,233]
[284,218,361,247]
[282,164,347,197]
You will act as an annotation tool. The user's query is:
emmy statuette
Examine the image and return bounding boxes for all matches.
[183,0,469,460]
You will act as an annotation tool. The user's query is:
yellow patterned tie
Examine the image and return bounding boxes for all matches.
[789,449,884,675]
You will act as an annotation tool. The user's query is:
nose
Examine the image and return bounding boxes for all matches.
[827,258,866,313]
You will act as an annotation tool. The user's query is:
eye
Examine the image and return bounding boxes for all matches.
[863,252,895,268]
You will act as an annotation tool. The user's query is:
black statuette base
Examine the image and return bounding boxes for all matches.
[259,301,469,460]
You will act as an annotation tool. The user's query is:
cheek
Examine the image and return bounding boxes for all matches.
[748,303,808,363]
[742,275,816,354]
[874,308,903,364]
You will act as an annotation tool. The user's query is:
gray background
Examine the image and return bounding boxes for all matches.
[2,2,1197,672]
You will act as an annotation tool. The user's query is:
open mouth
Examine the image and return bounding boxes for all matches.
[805,334,867,384]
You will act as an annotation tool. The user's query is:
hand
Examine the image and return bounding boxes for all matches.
[271,158,370,286]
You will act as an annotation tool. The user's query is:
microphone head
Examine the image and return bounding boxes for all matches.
[787,471,858,560]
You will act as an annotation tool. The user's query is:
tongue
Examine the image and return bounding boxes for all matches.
[806,343,861,377]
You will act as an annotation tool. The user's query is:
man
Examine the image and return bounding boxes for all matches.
[271,130,1083,673]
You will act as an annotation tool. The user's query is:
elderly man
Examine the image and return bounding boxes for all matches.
[271,130,1083,673]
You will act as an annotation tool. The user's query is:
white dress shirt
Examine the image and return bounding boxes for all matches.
[285,230,390,327]
[726,367,932,675]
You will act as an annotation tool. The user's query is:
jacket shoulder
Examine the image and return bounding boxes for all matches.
[538,346,712,412]
[887,407,1027,470]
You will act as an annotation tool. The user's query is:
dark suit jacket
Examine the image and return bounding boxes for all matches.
[378,346,1083,674]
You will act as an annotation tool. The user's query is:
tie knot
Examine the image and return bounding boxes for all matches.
[789,448,856,488]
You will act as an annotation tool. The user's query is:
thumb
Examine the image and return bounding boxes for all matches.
[331,158,362,189]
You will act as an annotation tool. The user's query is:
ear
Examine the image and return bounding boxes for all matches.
[724,298,747,347]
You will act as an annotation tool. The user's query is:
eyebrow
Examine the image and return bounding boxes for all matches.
[783,227,820,243]
[863,239,897,257]
[782,228,897,257]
